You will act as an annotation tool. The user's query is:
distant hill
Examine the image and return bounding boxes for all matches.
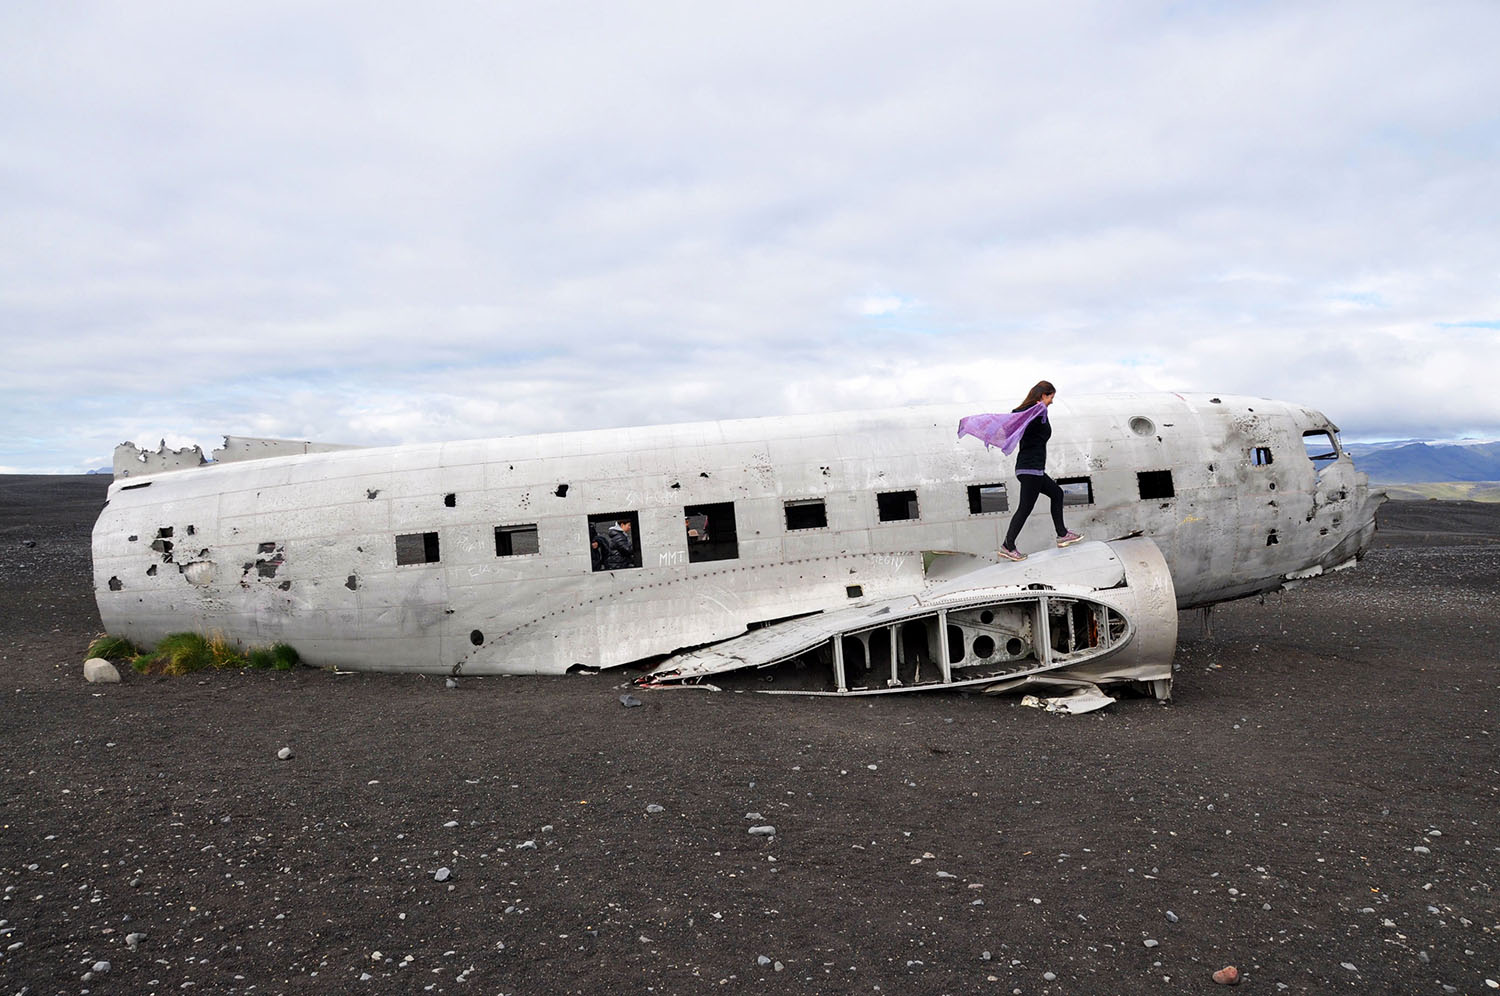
[1379,482,1500,503]
[1342,440,1500,484]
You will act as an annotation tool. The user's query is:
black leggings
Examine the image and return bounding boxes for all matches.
[1003,473,1067,549]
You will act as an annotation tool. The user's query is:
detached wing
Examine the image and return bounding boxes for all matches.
[648,538,1178,698]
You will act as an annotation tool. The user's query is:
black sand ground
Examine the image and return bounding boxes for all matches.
[1,475,1497,995]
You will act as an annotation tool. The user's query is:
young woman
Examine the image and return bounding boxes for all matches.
[998,380,1083,561]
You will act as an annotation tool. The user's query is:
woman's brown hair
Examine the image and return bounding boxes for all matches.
[1016,380,1056,410]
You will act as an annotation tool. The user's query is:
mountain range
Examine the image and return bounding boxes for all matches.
[1342,440,1500,484]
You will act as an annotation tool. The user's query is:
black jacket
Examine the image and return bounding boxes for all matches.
[602,525,634,570]
[1013,407,1051,473]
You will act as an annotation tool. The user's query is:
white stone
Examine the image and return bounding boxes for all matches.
[83,658,120,683]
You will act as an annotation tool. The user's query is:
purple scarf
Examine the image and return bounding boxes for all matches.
[956,402,1047,454]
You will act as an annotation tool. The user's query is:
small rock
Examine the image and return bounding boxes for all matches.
[748,825,776,836]
[1143,938,1159,948]
[92,960,111,974]
[1413,846,1430,854]
[22,539,35,548]
[1417,950,1430,964]
[129,877,142,888]
[980,951,992,961]
[83,658,121,683]
[443,820,458,828]
[1341,962,1357,972]
[773,961,783,972]
[1165,910,1179,923]
[619,694,643,708]
[434,867,451,882]
[126,932,146,949]
[1212,965,1239,985]
[445,677,458,689]
[277,747,292,760]
[516,839,537,850]
[745,812,764,821]
[1043,971,1057,981]
[646,804,664,814]
[757,955,771,966]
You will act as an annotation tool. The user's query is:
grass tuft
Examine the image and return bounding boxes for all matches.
[86,634,139,660]
[268,643,300,671]
[129,633,301,676]
[153,632,215,675]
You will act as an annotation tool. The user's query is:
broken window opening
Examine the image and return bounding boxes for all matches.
[1266,530,1279,546]
[121,482,151,491]
[495,524,540,557]
[588,512,642,571]
[108,576,122,591]
[846,585,863,598]
[1137,470,1175,500]
[157,526,174,538]
[784,499,828,531]
[877,489,920,522]
[1253,447,1273,466]
[395,531,441,566]
[1302,430,1339,463]
[444,493,456,507]
[967,483,1009,514]
[683,501,739,563]
[1055,476,1094,506]
[1049,599,1102,656]
[470,629,484,646]
[555,484,569,498]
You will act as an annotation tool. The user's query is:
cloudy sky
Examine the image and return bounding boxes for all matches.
[3,1,1497,473]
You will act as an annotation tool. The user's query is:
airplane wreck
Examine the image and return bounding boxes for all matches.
[92,393,1383,702]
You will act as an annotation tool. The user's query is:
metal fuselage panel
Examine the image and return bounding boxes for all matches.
[91,393,1381,674]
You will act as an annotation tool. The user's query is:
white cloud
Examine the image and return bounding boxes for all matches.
[2,0,1499,472]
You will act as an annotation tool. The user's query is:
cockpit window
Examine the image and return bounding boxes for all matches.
[1302,430,1339,462]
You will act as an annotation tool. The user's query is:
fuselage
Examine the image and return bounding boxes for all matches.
[92,392,1382,674]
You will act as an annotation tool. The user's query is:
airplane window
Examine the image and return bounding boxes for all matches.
[877,490,920,522]
[588,512,641,571]
[684,501,738,562]
[785,499,828,530]
[1137,470,1175,500]
[1302,430,1338,462]
[967,483,1009,514]
[494,524,539,557]
[395,531,441,565]
[1253,447,1273,466]
[1055,477,1094,506]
